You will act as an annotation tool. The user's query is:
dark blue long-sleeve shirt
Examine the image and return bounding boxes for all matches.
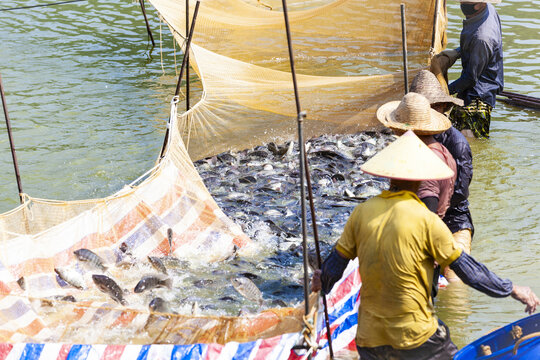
[448,4,504,107]
[434,127,474,235]
[321,249,512,298]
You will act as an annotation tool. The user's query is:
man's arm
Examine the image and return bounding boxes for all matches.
[450,252,540,314]
[448,40,491,95]
[421,196,439,214]
[311,248,350,295]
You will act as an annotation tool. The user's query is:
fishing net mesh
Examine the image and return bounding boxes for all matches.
[0,0,446,347]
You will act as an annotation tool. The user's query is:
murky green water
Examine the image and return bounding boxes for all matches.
[0,0,538,351]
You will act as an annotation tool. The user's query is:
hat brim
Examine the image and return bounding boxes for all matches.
[360,130,455,181]
[428,94,464,107]
[376,100,452,135]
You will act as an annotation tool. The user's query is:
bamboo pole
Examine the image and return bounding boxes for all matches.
[281,0,334,357]
[159,0,200,159]
[0,73,24,203]
[186,0,190,111]
[139,0,155,48]
[430,0,441,53]
[304,151,335,358]
[281,0,309,324]
[401,4,409,94]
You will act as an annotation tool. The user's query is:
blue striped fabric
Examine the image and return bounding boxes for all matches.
[20,344,43,360]
[66,344,92,360]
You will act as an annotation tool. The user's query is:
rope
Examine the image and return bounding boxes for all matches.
[159,19,165,75]
[301,306,319,356]
[513,331,540,355]
[0,0,87,12]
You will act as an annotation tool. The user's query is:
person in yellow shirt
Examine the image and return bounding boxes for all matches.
[311,130,539,359]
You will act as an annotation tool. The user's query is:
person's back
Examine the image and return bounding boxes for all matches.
[418,140,457,218]
[337,190,461,349]
[434,126,474,237]
[452,3,503,107]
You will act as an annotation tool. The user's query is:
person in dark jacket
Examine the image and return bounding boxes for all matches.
[443,0,504,139]
[410,70,474,284]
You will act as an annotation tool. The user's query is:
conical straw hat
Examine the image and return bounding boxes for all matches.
[360,130,455,181]
[410,70,464,107]
[376,92,451,135]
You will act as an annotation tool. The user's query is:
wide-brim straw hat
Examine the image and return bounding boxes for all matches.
[376,92,451,135]
[410,70,464,107]
[361,130,454,181]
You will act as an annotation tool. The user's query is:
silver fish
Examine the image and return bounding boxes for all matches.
[134,274,172,293]
[148,297,170,313]
[167,228,173,256]
[55,267,85,290]
[147,256,168,275]
[16,277,25,291]
[92,274,127,305]
[74,249,107,272]
[231,276,263,305]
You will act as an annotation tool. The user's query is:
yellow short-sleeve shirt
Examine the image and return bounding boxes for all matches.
[335,190,462,350]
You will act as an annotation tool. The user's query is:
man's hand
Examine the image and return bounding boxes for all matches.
[439,49,460,65]
[311,269,322,293]
[511,285,540,314]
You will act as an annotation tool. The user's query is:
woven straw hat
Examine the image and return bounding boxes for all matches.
[376,92,451,135]
[410,70,464,107]
[361,130,454,181]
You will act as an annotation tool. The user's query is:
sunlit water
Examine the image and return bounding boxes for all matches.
[0,0,538,351]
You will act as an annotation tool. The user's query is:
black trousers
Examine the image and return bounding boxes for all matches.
[356,320,458,360]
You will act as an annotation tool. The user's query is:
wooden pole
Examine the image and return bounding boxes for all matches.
[281,0,309,320]
[174,0,200,97]
[304,152,335,358]
[186,0,190,111]
[281,0,334,357]
[401,4,409,94]
[0,73,24,203]
[139,0,155,47]
[159,0,200,159]
[430,0,441,52]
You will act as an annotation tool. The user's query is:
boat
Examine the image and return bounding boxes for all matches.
[454,313,540,359]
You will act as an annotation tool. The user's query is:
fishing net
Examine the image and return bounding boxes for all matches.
[0,0,446,355]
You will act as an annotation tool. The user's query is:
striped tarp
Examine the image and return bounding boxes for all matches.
[0,261,362,359]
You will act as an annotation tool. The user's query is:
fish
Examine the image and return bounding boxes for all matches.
[167,228,173,256]
[92,274,127,305]
[74,249,107,272]
[147,256,168,275]
[231,276,263,305]
[148,297,171,313]
[54,267,85,290]
[134,274,172,293]
[16,277,25,291]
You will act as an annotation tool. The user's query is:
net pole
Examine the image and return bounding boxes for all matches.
[281,1,324,357]
[281,0,309,320]
[174,0,199,97]
[401,3,409,94]
[430,0,440,53]
[160,0,200,159]
[186,0,190,111]
[0,73,23,203]
[139,0,155,47]
[304,152,335,359]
